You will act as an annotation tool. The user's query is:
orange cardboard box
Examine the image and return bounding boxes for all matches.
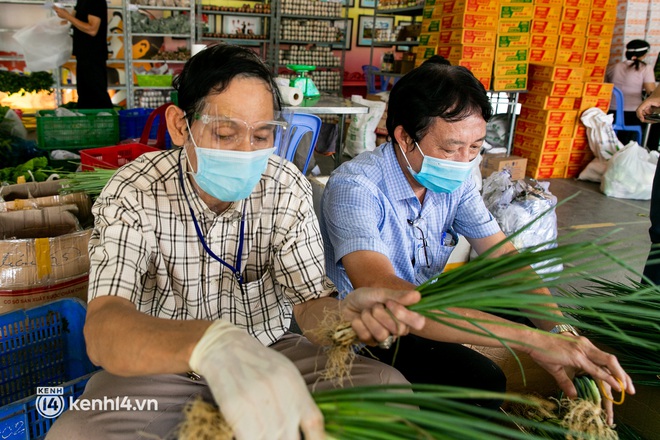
[515,118,574,138]
[583,64,607,82]
[558,35,585,51]
[477,76,491,90]
[582,82,613,99]
[415,45,438,60]
[561,6,590,22]
[421,19,441,33]
[438,28,496,45]
[585,37,611,52]
[569,150,593,165]
[533,4,562,20]
[519,107,578,125]
[418,32,439,47]
[499,4,534,19]
[590,0,616,8]
[429,5,444,19]
[587,23,614,37]
[563,0,590,7]
[514,146,570,167]
[582,50,610,65]
[555,48,583,65]
[495,47,529,62]
[492,76,528,91]
[442,0,500,15]
[589,7,617,24]
[574,96,611,113]
[497,33,531,48]
[499,0,534,3]
[533,0,562,4]
[564,164,584,178]
[519,92,576,110]
[437,44,495,61]
[512,133,573,153]
[527,79,583,97]
[573,122,587,139]
[530,34,559,49]
[530,19,560,34]
[529,64,585,82]
[572,136,590,151]
[498,19,531,33]
[441,12,499,29]
[493,62,528,76]
[527,164,567,179]
[559,21,587,36]
[529,48,557,63]
[458,59,494,76]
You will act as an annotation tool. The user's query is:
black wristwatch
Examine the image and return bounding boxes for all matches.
[549,323,579,337]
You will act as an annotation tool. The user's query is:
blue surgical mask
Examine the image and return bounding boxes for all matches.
[398,141,475,194]
[185,118,274,201]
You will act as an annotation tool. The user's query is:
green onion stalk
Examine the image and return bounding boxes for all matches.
[57,167,117,198]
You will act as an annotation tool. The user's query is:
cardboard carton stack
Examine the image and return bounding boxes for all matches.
[513,0,616,179]
[492,0,532,91]
[415,0,442,66]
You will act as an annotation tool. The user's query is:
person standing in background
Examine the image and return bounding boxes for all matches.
[605,39,659,149]
[54,0,113,109]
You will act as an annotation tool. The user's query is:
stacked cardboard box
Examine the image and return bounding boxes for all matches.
[434,0,499,89]
[492,0,533,91]
[415,0,442,67]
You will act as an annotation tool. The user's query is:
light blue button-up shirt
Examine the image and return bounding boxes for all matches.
[320,142,500,292]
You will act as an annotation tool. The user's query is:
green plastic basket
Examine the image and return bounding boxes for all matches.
[36,109,119,151]
[136,74,173,87]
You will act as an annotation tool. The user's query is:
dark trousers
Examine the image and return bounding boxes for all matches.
[360,334,507,410]
[643,160,660,284]
[617,111,660,150]
[76,56,113,109]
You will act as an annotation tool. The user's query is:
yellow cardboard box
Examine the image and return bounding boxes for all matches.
[495,47,529,62]
[438,28,497,45]
[442,0,500,14]
[498,19,531,33]
[561,6,590,21]
[589,7,616,24]
[422,5,435,19]
[441,12,499,29]
[493,61,528,76]
[573,121,587,139]
[516,118,574,138]
[574,96,610,113]
[585,37,611,52]
[437,44,495,61]
[512,133,573,153]
[526,163,567,179]
[530,19,560,34]
[519,108,578,125]
[421,19,441,33]
[582,82,613,99]
[418,32,439,47]
[415,45,438,60]
[519,92,576,110]
[582,50,610,65]
[492,76,528,91]
[568,150,593,165]
[530,34,559,49]
[533,0,562,4]
[583,64,607,82]
[458,59,494,76]
[558,35,585,51]
[533,4,562,20]
[564,0,590,7]
[513,146,570,167]
[499,0,533,3]
[554,48,583,65]
[571,136,589,151]
[529,64,585,82]
[477,76,491,90]
[499,4,534,19]
[528,79,583,97]
[590,0,616,8]
[529,48,556,64]
[497,33,531,48]
[559,21,587,36]
[587,23,614,37]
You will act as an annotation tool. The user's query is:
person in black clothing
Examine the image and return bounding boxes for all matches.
[54,0,113,109]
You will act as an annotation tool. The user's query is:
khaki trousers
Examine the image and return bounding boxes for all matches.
[46,333,407,440]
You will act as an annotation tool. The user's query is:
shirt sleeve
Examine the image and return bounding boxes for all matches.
[87,0,106,19]
[644,63,656,84]
[322,175,390,264]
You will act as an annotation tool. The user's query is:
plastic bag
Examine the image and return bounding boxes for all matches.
[0,109,28,139]
[482,171,562,277]
[343,95,386,158]
[578,107,623,183]
[601,142,657,200]
[13,17,72,72]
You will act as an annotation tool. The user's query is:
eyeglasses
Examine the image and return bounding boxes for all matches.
[408,217,430,268]
[194,114,288,150]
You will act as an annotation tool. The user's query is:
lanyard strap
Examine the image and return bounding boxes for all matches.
[178,156,246,285]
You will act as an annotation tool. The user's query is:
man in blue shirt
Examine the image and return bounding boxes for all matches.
[320,61,634,423]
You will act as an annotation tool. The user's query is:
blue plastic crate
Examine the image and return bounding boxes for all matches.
[118,108,171,149]
[0,298,99,439]
[0,373,95,440]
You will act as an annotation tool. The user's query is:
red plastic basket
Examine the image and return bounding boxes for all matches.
[80,143,160,170]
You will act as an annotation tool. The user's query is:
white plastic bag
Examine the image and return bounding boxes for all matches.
[0,109,28,139]
[343,95,386,158]
[13,17,72,72]
[601,142,656,200]
[578,107,623,182]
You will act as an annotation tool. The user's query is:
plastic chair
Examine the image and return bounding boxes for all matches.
[362,65,389,95]
[611,86,643,144]
[284,113,322,175]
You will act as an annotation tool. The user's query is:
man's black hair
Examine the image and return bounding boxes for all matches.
[386,63,492,146]
[173,44,282,124]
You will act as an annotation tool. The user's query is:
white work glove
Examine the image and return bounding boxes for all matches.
[189,321,324,440]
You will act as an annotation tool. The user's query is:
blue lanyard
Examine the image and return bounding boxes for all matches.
[178,157,246,287]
